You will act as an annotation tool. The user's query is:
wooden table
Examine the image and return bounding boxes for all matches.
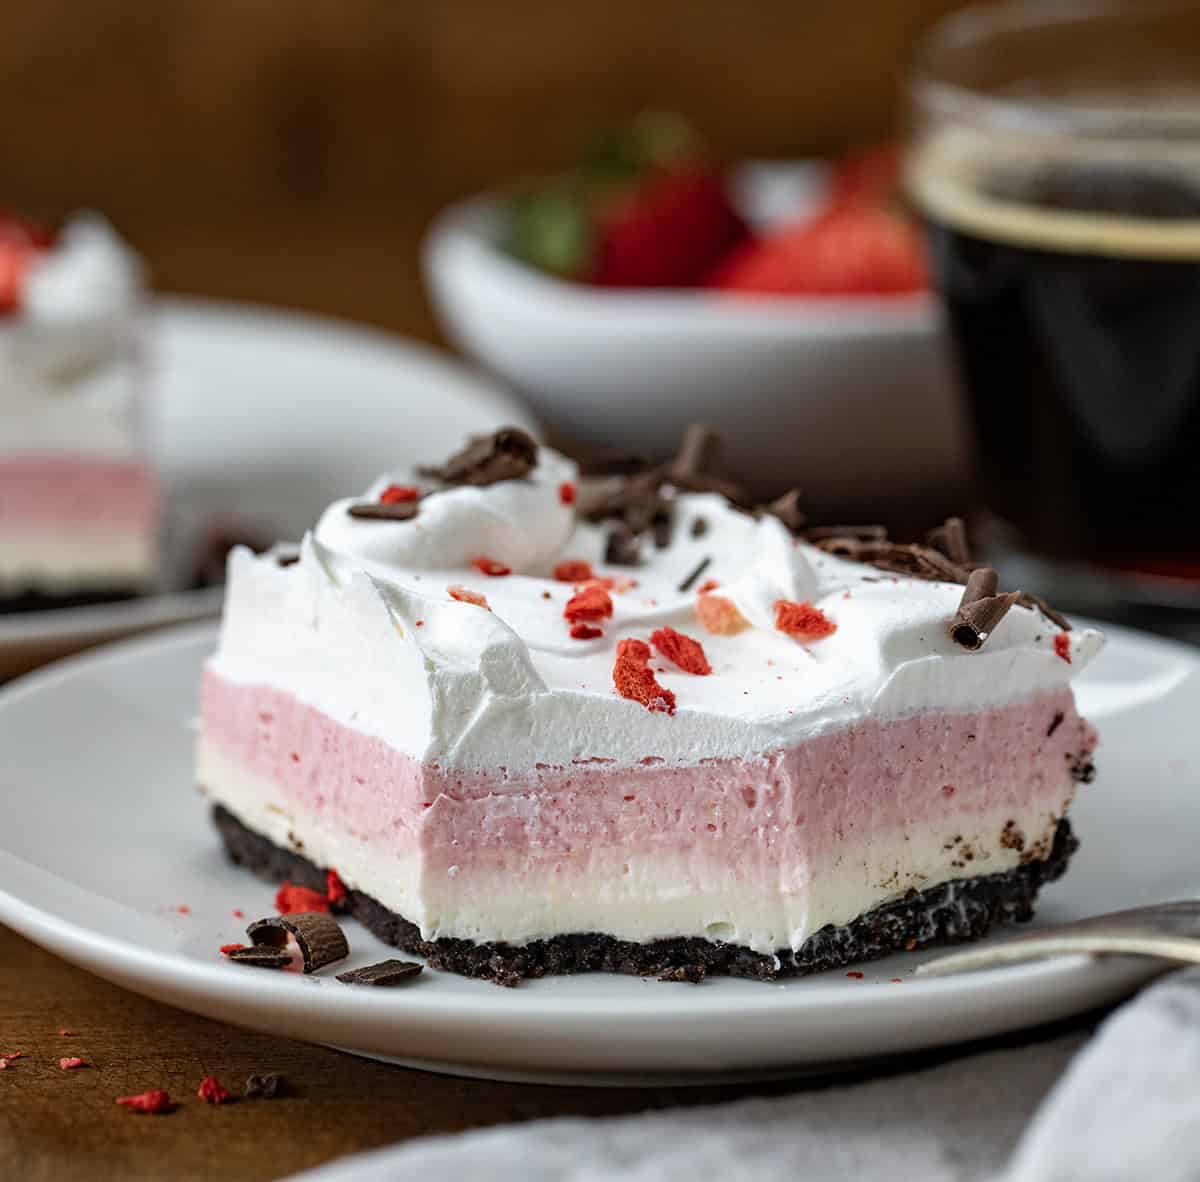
[0,924,815,1180]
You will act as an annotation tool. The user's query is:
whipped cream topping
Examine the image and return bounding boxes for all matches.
[210,446,1103,771]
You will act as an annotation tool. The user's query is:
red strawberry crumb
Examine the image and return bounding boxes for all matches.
[891,978,903,983]
[774,599,837,642]
[553,559,595,583]
[846,971,864,980]
[379,484,420,504]
[623,795,635,801]
[274,881,330,915]
[197,1076,233,1105]
[564,584,613,624]
[415,619,424,627]
[1054,633,1071,663]
[448,585,490,610]
[471,556,511,577]
[59,1057,87,1070]
[695,594,750,636]
[174,905,191,915]
[231,910,244,919]
[570,623,603,640]
[326,869,347,906]
[220,943,246,956]
[650,626,712,675]
[116,1090,174,1114]
[0,1061,7,1070]
[558,481,577,505]
[697,578,720,594]
[613,638,676,715]
[612,576,638,593]
[3,1051,22,1060]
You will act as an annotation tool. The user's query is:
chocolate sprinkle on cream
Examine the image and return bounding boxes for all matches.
[336,959,424,987]
[246,912,350,973]
[950,568,1020,651]
[762,489,807,533]
[419,426,538,487]
[677,556,713,593]
[225,945,293,970]
[690,516,709,538]
[347,500,419,522]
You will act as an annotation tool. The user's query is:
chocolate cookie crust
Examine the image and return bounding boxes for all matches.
[212,804,1078,987]
[0,588,145,614]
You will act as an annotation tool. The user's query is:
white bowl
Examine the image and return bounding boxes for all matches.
[423,174,969,515]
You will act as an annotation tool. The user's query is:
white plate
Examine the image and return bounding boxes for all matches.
[0,297,536,678]
[0,620,1196,1085]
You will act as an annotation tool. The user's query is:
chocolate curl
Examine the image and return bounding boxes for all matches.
[1017,590,1072,632]
[950,568,1019,651]
[672,422,720,480]
[419,426,538,486]
[246,912,349,974]
[926,516,971,565]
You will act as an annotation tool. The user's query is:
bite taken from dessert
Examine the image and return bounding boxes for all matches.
[0,209,158,611]
[198,425,1100,986]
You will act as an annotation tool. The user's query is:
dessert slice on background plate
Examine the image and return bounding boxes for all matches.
[197,426,1100,984]
[0,211,158,611]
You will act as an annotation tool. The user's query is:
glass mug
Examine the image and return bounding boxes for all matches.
[908,0,1200,601]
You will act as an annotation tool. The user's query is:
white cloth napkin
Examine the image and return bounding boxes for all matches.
[290,968,1200,1182]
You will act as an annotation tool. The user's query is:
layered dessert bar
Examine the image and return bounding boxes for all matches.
[0,211,158,610]
[198,428,1100,983]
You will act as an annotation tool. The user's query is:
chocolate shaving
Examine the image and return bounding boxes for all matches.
[274,548,301,568]
[949,567,1019,651]
[605,525,642,567]
[225,946,292,970]
[814,537,969,585]
[244,1074,284,1100]
[763,489,806,533]
[671,423,720,481]
[246,912,349,974]
[336,959,424,987]
[690,516,709,538]
[926,517,971,565]
[419,426,538,487]
[677,556,712,593]
[653,511,674,550]
[347,501,419,522]
[1017,591,1072,632]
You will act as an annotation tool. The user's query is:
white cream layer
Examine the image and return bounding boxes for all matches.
[209,448,1102,772]
[0,531,156,592]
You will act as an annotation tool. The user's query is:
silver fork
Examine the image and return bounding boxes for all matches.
[916,901,1200,978]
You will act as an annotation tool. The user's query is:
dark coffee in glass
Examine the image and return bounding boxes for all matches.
[910,1,1200,588]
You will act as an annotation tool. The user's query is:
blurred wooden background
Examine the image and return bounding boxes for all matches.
[2,0,969,341]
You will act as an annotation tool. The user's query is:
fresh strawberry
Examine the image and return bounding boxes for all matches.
[707,205,927,296]
[591,163,748,288]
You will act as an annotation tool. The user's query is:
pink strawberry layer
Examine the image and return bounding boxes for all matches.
[199,669,1095,948]
[0,456,158,532]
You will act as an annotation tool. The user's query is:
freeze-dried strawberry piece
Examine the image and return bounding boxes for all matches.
[116,1090,174,1114]
[553,559,595,583]
[774,599,837,642]
[274,882,330,915]
[613,638,676,715]
[379,484,420,504]
[220,943,246,956]
[650,626,712,675]
[564,584,613,624]
[197,1076,232,1104]
[1054,632,1071,663]
[471,556,511,577]
[448,585,490,610]
[695,594,749,635]
[697,578,720,594]
[326,869,347,907]
[558,481,577,505]
[569,623,603,640]
[59,1057,87,1070]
